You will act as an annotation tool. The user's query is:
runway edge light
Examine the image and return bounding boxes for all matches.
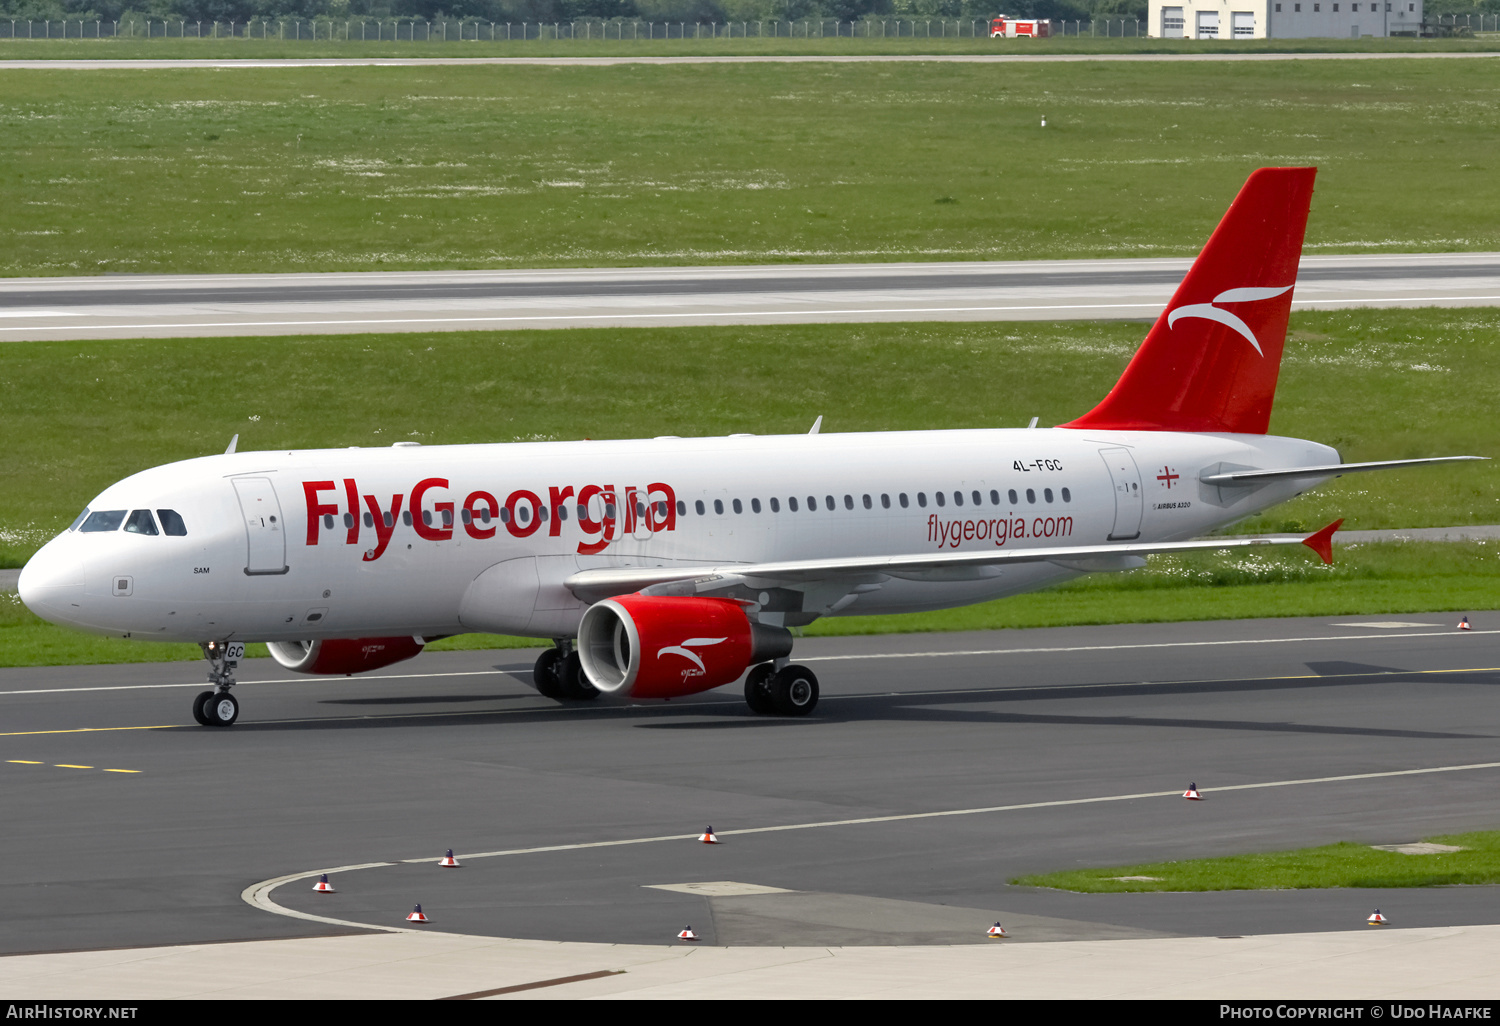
[312,874,335,893]
[406,904,430,923]
[987,922,1008,938]
[1368,909,1389,925]
[1460,616,1473,631]
[678,926,699,941]
[1183,783,1203,800]
[699,826,720,844]
[439,849,460,867]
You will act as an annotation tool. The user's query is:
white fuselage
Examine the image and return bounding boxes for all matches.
[19,427,1336,644]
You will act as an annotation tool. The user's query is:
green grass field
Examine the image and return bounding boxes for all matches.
[1011,831,1500,891]
[3,36,1498,61]
[2,57,1498,276]
[2,308,1494,568]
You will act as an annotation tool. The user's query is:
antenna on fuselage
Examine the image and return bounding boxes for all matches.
[808,416,823,435]
[225,434,239,454]
[1027,417,1039,429]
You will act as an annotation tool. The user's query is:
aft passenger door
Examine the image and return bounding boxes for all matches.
[232,477,288,575]
[1099,448,1143,541]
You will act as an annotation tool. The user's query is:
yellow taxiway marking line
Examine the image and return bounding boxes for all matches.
[7,759,140,773]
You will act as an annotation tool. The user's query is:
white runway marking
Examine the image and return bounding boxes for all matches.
[797,627,1500,662]
[4,296,1500,336]
[1,628,1492,698]
[0,302,1171,334]
[243,758,1500,934]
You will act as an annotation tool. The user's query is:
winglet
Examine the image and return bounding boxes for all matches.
[1302,518,1344,565]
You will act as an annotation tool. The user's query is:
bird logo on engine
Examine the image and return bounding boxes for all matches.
[657,637,728,679]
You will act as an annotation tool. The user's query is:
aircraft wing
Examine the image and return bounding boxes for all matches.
[564,520,1343,604]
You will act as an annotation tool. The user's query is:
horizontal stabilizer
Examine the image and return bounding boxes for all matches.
[1199,456,1487,486]
[1302,519,1344,565]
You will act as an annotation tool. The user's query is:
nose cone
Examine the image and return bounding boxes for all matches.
[18,537,84,625]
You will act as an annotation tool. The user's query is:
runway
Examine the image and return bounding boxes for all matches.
[3,252,1499,341]
[2,611,1499,989]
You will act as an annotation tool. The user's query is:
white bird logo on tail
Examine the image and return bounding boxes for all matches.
[1166,285,1294,356]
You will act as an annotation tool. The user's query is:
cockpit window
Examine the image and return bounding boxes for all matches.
[69,508,90,531]
[124,510,159,536]
[156,509,187,537]
[79,510,127,533]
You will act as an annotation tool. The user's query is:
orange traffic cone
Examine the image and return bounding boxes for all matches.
[986,922,1008,938]
[439,849,460,867]
[678,925,699,941]
[1183,783,1203,800]
[699,826,720,844]
[1367,909,1388,925]
[406,904,430,923]
[1459,617,1473,631]
[312,874,335,893]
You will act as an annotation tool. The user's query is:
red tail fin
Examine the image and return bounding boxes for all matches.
[1062,167,1316,434]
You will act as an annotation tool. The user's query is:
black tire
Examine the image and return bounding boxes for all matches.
[744,663,776,715]
[533,648,564,699]
[192,690,215,726]
[770,665,819,717]
[559,651,598,700]
[203,691,239,727]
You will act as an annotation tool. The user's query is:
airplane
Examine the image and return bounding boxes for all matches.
[18,166,1483,728]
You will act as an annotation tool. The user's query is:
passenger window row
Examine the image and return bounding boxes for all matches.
[676,487,1071,517]
[75,508,188,536]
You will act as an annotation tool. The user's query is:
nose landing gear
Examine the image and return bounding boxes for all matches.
[195,641,244,727]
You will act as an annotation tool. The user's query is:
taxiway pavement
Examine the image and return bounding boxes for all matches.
[2,253,1498,341]
[1,612,1498,969]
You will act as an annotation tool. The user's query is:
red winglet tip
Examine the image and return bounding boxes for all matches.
[1302,518,1344,565]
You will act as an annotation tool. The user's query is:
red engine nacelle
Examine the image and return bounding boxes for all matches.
[266,636,426,675]
[577,594,793,699]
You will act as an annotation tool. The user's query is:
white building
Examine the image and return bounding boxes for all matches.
[1148,0,1423,37]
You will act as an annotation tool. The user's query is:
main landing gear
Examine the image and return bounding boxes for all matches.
[194,641,242,727]
[744,662,820,717]
[533,640,599,701]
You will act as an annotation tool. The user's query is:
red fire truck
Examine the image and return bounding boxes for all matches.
[990,16,1051,36]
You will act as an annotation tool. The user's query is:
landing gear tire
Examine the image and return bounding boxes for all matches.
[770,664,819,717]
[202,691,239,727]
[559,651,598,701]
[192,690,215,726]
[744,663,776,715]
[533,648,565,699]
